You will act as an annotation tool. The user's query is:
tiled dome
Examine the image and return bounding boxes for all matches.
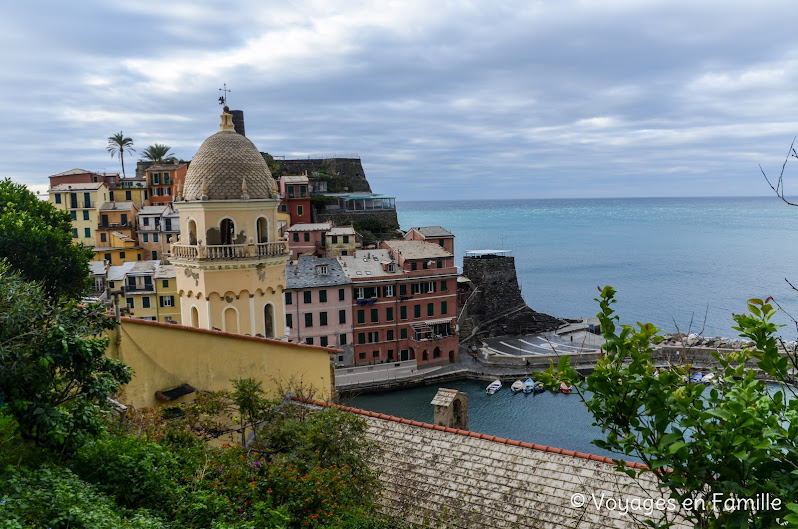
[182,113,275,201]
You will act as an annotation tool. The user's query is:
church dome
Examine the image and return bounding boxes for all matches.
[182,111,275,201]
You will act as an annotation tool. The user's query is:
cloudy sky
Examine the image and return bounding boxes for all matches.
[3,0,798,200]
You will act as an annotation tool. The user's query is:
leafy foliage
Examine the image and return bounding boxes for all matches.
[0,179,93,299]
[0,262,130,450]
[540,286,798,528]
[141,144,177,164]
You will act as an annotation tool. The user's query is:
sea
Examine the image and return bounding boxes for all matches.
[396,196,798,341]
[346,197,798,458]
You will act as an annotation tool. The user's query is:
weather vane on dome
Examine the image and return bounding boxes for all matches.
[218,83,231,106]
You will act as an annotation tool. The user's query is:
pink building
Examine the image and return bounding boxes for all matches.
[286,222,331,260]
[404,226,455,254]
[285,255,353,365]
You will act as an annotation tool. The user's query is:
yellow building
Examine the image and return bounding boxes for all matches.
[170,108,289,338]
[154,264,181,324]
[49,182,110,248]
[112,180,149,209]
[107,318,335,409]
[93,231,143,265]
[325,226,361,257]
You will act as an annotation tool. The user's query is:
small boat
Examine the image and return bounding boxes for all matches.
[486,380,502,394]
[534,381,546,393]
[522,378,535,394]
[560,381,572,394]
[687,372,703,384]
[511,380,524,393]
[701,373,715,385]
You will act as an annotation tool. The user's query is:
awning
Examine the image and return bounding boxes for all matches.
[155,383,196,402]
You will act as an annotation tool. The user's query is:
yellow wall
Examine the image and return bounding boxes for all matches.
[108,318,334,409]
[155,277,181,323]
[93,247,143,266]
[49,184,109,248]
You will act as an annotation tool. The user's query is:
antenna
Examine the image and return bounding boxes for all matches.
[218,83,231,106]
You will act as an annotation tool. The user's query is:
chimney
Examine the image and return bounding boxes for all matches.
[230,110,245,136]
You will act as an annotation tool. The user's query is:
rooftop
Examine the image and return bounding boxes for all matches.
[99,201,137,211]
[107,261,137,281]
[383,240,452,260]
[88,261,107,276]
[49,182,105,192]
[339,250,402,280]
[138,205,169,215]
[285,222,332,232]
[129,260,161,276]
[49,168,94,177]
[153,264,176,280]
[286,256,351,289]
[145,163,184,172]
[328,226,357,235]
[413,226,454,238]
[281,175,309,184]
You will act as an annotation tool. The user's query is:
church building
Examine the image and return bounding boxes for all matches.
[171,107,289,338]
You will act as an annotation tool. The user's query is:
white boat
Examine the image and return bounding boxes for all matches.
[486,380,502,394]
[511,380,524,393]
[701,373,715,385]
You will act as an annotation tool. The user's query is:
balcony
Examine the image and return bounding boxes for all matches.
[69,201,93,209]
[98,222,134,230]
[410,319,455,342]
[171,241,289,261]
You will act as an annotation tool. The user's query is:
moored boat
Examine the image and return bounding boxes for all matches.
[486,380,502,394]
[522,378,535,394]
[560,381,572,394]
[701,373,715,385]
[511,380,524,393]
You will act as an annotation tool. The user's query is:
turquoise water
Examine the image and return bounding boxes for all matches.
[345,380,619,459]
[397,197,798,340]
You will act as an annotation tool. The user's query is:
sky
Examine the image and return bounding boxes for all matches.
[3,0,798,201]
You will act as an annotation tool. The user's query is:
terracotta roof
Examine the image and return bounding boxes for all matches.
[49,182,105,191]
[49,168,94,177]
[182,116,275,201]
[281,175,309,183]
[383,240,452,260]
[413,226,454,238]
[286,222,332,232]
[327,226,356,235]
[293,397,689,528]
[100,201,137,211]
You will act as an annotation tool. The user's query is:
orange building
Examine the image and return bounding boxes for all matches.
[146,163,187,205]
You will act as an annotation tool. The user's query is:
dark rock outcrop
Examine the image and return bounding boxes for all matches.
[460,254,565,341]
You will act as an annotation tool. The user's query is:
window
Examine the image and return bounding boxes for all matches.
[359,352,366,360]
[70,211,77,220]
[105,253,111,262]
[280,204,287,212]
[441,280,448,291]
[414,305,421,318]
[437,260,443,268]
[411,262,417,270]
[287,185,294,197]
[317,265,329,275]
[125,191,132,200]
[383,285,394,297]
[439,238,445,247]
[339,309,346,324]
[121,214,127,225]
[441,301,448,314]
[162,280,169,288]
[151,173,160,185]
[303,232,310,242]
[153,234,159,242]
[152,250,158,260]
[159,296,174,307]
[339,288,345,301]
[163,172,170,184]
[143,234,149,242]
[368,331,379,343]
[100,233,107,242]
[340,334,347,345]
[71,228,78,238]
[304,313,313,327]
[331,235,338,243]
[358,333,366,345]
[55,194,61,204]
[303,291,312,304]
[300,185,306,197]
[343,235,349,243]
[320,336,328,347]
[306,338,314,345]
[400,306,407,320]
[286,314,292,328]
[427,282,436,293]
[142,297,151,308]
[433,349,441,358]
[285,292,292,305]
[401,328,408,339]
[297,205,304,217]
[320,312,328,326]
[292,233,299,242]
[126,297,134,309]
[427,303,434,317]
[373,351,379,358]
[386,307,394,321]
[355,288,364,300]
[143,217,149,226]
[357,310,365,324]
[371,308,379,323]
[387,329,394,341]
[84,228,91,238]
[83,210,89,220]
[319,289,327,302]
[412,283,422,295]
[400,284,407,296]
[120,252,126,259]
[422,261,428,270]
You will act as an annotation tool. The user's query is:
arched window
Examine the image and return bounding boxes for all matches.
[264,304,274,338]
[188,220,197,245]
[190,306,199,327]
[220,218,235,245]
[224,306,239,334]
[257,217,269,243]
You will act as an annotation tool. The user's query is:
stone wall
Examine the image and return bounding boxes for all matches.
[461,255,565,339]
[276,158,371,193]
[313,209,400,230]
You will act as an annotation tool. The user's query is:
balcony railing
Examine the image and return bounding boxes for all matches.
[98,222,133,230]
[171,241,289,261]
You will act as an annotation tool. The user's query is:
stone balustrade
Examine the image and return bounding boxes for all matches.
[171,241,288,261]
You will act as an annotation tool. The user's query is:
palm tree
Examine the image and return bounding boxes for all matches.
[107,132,135,178]
[141,143,177,164]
